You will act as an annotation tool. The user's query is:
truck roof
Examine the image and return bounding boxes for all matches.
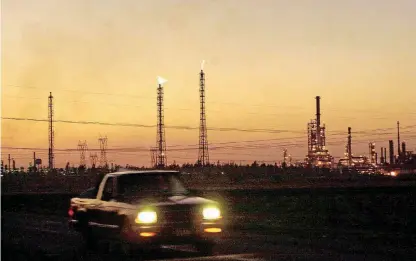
[106,170,180,177]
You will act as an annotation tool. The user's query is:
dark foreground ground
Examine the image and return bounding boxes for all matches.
[2,185,416,260]
[2,211,416,261]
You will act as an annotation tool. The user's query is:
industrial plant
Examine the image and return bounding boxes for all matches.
[1,66,415,177]
[305,96,334,168]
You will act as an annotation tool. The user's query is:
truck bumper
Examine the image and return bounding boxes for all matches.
[68,219,81,231]
[123,222,224,248]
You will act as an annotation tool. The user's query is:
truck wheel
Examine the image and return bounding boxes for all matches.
[195,241,215,256]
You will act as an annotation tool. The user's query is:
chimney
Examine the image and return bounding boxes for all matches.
[316,96,321,149]
[389,140,394,164]
[348,127,352,166]
[402,142,406,160]
[397,121,400,156]
[384,148,387,164]
[380,147,384,164]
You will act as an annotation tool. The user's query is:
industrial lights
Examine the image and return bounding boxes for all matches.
[135,211,157,224]
[202,207,221,220]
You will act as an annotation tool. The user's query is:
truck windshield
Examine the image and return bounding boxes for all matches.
[117,173,188,198]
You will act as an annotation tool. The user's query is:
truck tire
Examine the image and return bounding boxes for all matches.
[78,215,97,251]
[82,229,97,251]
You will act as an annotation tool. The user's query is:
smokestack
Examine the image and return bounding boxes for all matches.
[375,152,378,165]
[397,121,400,156]
[348,127,352,166]
[316,96,321,149]
[389,140,394,164]
[380,147,384,164]
[316,96,321,127]
[402,142,406,160]
[8,154,11,173]
[384,148,387,164]
[33,152,36,172]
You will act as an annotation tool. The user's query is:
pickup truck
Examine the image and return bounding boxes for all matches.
[68,170,223,255]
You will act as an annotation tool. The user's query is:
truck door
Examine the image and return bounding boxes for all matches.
[99,176,121,237]
[87,176,114,236]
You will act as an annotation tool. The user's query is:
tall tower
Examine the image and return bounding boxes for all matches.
[156,76,167,168]
[347,127,352,167]
[397,121,400,157]
[316,96,321,150]
[77,140,88,167]
[198,61,209,167]
[98,136,108,168]
[48,92,55,170]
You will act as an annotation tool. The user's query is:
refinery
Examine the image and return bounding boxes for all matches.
[304,96,415,175]
[1,66,415,176]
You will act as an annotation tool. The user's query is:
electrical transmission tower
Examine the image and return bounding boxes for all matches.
[156,77,167,168]
[98,136,108,168]
[150,147,157,168]
[77,140,88,167]
[198,61,209,167]
[48,92,55,170]
[90,153,98,168]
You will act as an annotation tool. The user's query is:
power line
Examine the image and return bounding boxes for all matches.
[2,116,415,137]
[3,133,415,154]
[2,128,415,153]
[4,94,416,118]
[1,95,312,118]
[1,116,306,134]
[3,84,306,110]
[5,84,416,115]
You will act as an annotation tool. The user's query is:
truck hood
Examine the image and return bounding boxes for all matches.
[125,194,218,208]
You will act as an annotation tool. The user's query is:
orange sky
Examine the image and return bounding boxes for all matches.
[1,0,416,167]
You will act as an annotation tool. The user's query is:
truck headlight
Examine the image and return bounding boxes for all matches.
[135,211,157,224]
[203,206,221,220]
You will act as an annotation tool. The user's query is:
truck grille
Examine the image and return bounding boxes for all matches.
[161,206,194,227]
